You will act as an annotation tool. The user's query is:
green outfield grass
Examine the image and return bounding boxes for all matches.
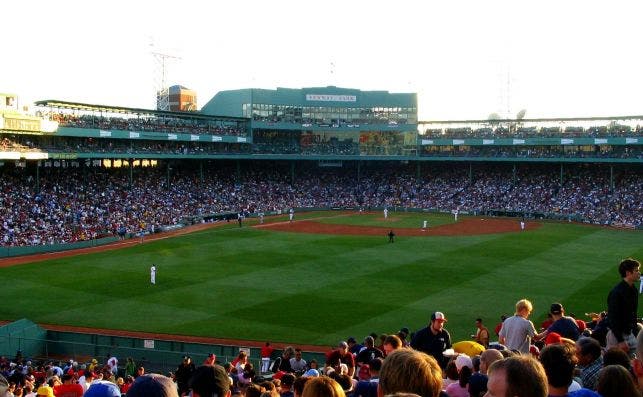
[1,212,641,347]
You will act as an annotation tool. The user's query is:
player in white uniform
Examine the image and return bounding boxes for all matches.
[423,220,428,229]
[150,265,156,285]
[289,208,294,222]
[520,220,525,230]
[384,208,388,219]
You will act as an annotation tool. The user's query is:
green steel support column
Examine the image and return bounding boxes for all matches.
[560,163,564,186]
[469,163,473,183]
[35,161,40,193]
[358,161,361,183]
[129,161,133,191]
[166,162,171,191]
[236,160,241,184]
[512,163,516,183]
[291,162,295,185]
[416,162,421,181]
[610,165,614,192]
[200,161,204,183]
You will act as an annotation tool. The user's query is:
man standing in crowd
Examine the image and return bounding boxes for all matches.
[536,303,580,341]
[473,318,490,348]
[607,257,640,356]
[410,311,452,369]
[260,342,274,374]
[176,355,196,396]
[498,299,537,354]
[325,341,355,377]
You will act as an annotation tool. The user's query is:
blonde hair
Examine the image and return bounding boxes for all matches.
[302,376,346,397]
[378,349,442,397]
[515,299,533,314]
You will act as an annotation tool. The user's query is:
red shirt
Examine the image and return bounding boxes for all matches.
[53,383,84,397]
[261,345,274,359]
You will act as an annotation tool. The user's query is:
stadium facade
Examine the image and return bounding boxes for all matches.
[201,86,418,157]
[0,86,642,251]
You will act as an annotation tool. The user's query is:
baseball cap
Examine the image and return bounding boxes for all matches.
[84,380,121,397]
[545,332,562,345]
[550,303,563,315]
[431,311,447,322]
[303,369,320,378]
[455,354,473,371]
[347,337,356,344]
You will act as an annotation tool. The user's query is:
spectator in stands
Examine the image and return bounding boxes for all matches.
[352,358,381,397]
[536,303,580,341]
[53,373,83,397]
[381,335,403,356]
[261,342,274,374]
[355,336,384,371]
[486,355,547,397]
[607,258,641,357]
[272,347,295,374]
[188,365,232,397]
[325,343,355,378]
[301,376,345,397]
[538,344,599,396]
[175,356,196,396]
[410,311,452,369]
[468,349,503,397]
[596,365,641,397]
[377,349,443,397]
[83,380,121,397]
[280,373,296,397]
[473,318,490,348]
[126,373,179,397]
[290,349,307,375]
[575,337,602,391]
[445,355,473,397]
[499,299,537,354]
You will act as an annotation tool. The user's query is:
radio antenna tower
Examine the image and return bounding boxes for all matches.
[152,51,182,111]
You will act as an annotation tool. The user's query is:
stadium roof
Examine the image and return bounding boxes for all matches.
[420,115,643,124]
[34,99,248,121]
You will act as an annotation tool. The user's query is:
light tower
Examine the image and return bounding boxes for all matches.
[152,51,181,111]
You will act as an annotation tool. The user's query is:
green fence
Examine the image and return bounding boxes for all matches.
[0,320,326,376]
[1,237,120,258]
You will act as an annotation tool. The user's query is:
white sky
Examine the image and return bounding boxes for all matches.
[2,0,642,121]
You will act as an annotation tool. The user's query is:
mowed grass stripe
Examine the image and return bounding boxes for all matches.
[0,214,641,346]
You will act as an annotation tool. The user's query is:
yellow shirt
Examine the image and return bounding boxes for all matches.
[37,385,55,397]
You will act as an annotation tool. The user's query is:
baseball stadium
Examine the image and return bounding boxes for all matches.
[0,85,642,378]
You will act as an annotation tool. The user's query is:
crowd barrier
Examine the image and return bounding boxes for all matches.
[0,319,326,376]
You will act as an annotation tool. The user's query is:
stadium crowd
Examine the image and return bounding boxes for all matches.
[0,162,641,246]
[48,113,247,137]
[423,124,643,139]
[2,257,643,397]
